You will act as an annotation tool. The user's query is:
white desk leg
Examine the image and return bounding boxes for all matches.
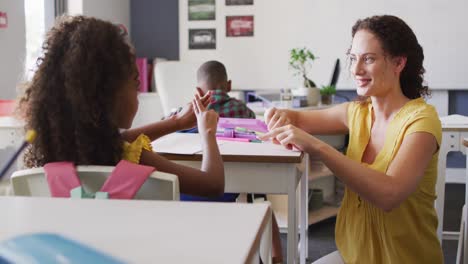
[260,206,272,264]
[300,154,309,264]
[465,150,468,264]
[288,165,299,264]
[436,133,451,243]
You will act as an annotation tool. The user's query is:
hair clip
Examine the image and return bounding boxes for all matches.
[116,24,128,36]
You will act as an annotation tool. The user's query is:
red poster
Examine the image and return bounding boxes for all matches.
[0,12,7,29]
[226,16,253,37]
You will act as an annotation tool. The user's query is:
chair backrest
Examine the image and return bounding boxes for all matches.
[10,166,180,201]
[155,61,201,116]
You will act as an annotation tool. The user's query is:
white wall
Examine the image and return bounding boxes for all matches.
[67,0,130,34]
[81,0,130,35]
[179,0,468,91]
[0,0,26,99]
[303,0,468,90]
[179,0,304,91]
[67,0,83,15]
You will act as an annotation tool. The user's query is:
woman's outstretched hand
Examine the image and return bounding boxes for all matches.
[264,107,293,130]
[258,124,316,153]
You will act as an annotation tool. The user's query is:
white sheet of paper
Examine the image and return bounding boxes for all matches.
[152,133,225,155]
[152,133,202,154]
[152,133,299,157]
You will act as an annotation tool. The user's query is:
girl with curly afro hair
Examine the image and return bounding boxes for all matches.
[19,15,224,197]
[260,15,442,263]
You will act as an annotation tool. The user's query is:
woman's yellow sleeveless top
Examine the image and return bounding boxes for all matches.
[122,134,152,164]
[335,98,443,263]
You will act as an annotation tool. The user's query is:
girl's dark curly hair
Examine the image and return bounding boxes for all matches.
[19,16,136,167]
[351,15,430,99]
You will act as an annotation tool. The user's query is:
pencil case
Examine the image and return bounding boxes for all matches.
[217,118,268,133]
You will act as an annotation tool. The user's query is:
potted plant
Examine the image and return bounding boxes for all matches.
[320,84,336,105]
[289,47,320,106]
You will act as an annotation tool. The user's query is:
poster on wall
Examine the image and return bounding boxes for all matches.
[188,0,215,21]
[189,29,216,49]
[226,16,254,37]
[0,12,8,28]
[226,0,253,5]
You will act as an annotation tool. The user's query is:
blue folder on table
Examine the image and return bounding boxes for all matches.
[0,233,125,264]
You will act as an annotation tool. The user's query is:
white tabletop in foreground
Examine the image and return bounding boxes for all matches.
[0,197,271,264]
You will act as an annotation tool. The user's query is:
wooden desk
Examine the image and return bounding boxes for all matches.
[438,115,468,241]
[153,133,309,264]
[0,196,272,264]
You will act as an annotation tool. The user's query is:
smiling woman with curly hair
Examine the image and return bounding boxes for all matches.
[19,15,225,198]
[260,15,442,263]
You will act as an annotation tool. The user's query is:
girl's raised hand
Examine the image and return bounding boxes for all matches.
[193,92,218,136]
[196,87,211,107]
[173,88,211,130]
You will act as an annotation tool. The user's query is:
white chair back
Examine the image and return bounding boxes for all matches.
[155,61,201,116]
[10,166,179,201]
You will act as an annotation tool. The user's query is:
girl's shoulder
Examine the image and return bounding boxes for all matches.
[122,134,153,164]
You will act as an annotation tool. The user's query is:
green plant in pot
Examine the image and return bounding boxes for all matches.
[320,84,336,105]
[289,47,320,106]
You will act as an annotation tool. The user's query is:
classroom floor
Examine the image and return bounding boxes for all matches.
[279,183,465,263]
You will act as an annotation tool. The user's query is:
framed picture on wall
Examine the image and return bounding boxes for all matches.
[189,29,216,49]
[226,16,254,37]
[226,0,253,5]
[188,0,215,21]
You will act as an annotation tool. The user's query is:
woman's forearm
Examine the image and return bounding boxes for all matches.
[314,141,403,211]
[291,103,349,134]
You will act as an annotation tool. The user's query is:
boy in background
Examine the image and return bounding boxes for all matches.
[181,60,283,264]
[180,60,255,202]
[198,60,255,119]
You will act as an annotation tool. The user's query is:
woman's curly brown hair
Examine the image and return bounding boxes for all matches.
[351,15,430,99]
[19,16,136,168]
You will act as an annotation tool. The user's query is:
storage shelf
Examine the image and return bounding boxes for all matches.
[309,165,334,182]
[268,194,340,232]
[269,160,340,231]
[308,204,339,225]
[296,158,335,182]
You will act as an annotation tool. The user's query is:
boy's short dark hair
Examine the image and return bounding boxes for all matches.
[197,61,228,90]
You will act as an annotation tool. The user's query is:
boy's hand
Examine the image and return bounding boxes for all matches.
[193,92,218,136]
[174,88,211,130]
